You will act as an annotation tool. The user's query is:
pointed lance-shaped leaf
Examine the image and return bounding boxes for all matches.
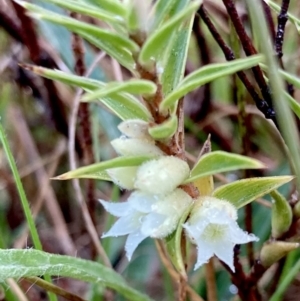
[185,151,264,184]
[150,0,180,31]
[36,0,125,25]
[53,155,155,180]
[82,80,157,102]
[213,176,294,209]
[138,0,201,66]
[160,55,264,112]
[161,10,194,98]
[0,249,154,301]
[18,1,137,70]
[20,65,152,121]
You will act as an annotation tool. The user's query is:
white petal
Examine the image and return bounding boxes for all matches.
[183,220,209,243]
[99,200,131,217]
[228,222,259,244]
[111,137,164,156]
[211,240,235,272]
[140,212,167,237]
[125,230,148,260]
[128,191,160,213]
[135,157,190,194]
[102,212,142,237]
[194,242,214,270]
[106,166,138,190]
[118,119,151,139]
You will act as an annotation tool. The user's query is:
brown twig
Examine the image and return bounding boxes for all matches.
[198,5,277,125]
[70,12,96,257]
[221,0,275,121]
[275,0,290,59]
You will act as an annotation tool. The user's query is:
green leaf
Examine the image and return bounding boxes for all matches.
[21,65,152,121]
[160,55,264,112]
[37,0,125,24]
[185,151,265,183]
[19,1,136,70]
[53,155,155,180]
[150,0,180,31]
[213,176,293,209]
[84,0,126,18]
[284,92,300,120]
[165,204,192,275]
[148,114,178,140]
[82,80,157,101]
[0,249,154,301]
[161,14,194,97]
[138,0,201,66]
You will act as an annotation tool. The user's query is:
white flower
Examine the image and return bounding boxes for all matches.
[134,156,190,194]
[100,189,192,260]
[184,197,258,272]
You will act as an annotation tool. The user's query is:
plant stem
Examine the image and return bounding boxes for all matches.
[205,259,217,301]
[275,0,290,59]
[245,0,300,190]
[221,0,275,121]
[198,5,275,123]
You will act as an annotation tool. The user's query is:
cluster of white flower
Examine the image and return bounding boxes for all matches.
[100,120,258,271]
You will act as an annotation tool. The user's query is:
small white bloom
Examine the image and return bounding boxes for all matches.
[184,197,258,272]
[134,156,190,194]
[100,189,192,260]
[111,136,164,156]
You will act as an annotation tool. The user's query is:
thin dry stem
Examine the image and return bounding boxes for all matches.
[205,259,218,301]
[9,106,76,255]
[6,279,29,301]
[14,141,64,249]
[68,51,112,267]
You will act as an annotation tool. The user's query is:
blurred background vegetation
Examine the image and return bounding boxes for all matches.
[0,0,299,300]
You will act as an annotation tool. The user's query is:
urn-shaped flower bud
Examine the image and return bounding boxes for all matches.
[111,136,164,156]
[134,156,190,194]
[184,196,258,272]
[107,166,139,190]
[260,241,299,267]
[118,119,151,140]
[270,190,292,238]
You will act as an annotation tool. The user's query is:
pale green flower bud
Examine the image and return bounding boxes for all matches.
[118,119,151,140]
[270,190,292,238]
[111,137,164,156]
[134,156,190,194]
[260,241,299,268]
